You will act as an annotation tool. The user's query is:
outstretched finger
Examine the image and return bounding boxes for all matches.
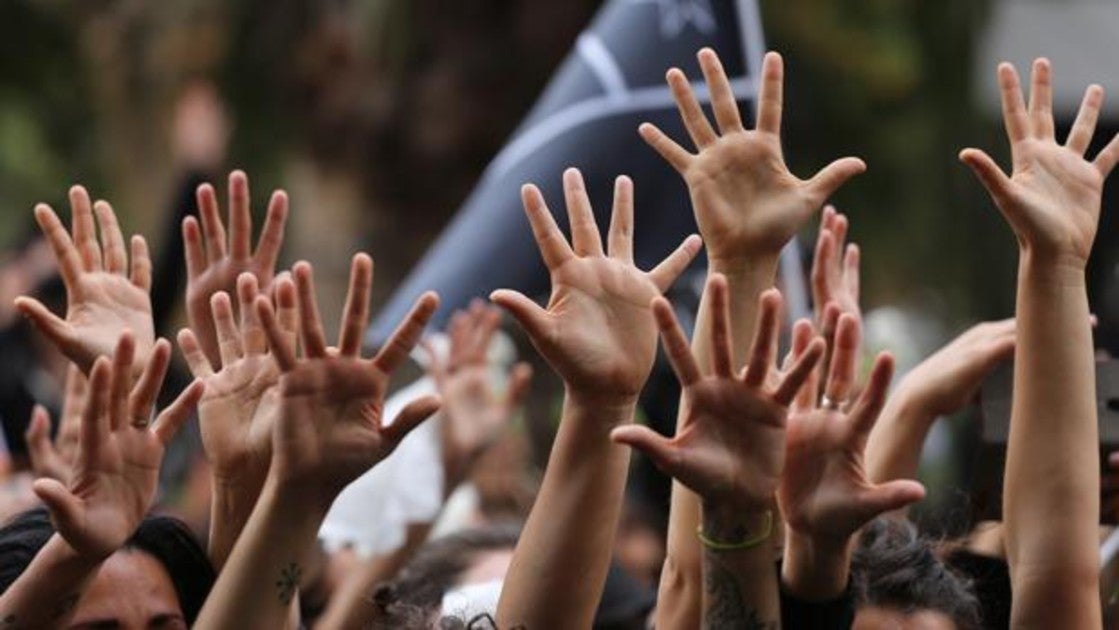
[211,292,243,366]
[804,158,866,208]
[823,313,860,405]
[563,168,604,257]
[790,319,820,413]
[697,48,743,133]
[34,204,82,288]
[80,358,112,461]
[256,296,296,371]
[959,149,1015,211]
[774,337,825,406]
[811,230,835,309]
[647,234,702,292]
[607,176,635,263]
[177,328,215,378]
[847,352,895,436]
[255,190,289,274]
[1095,132,1119,179]
[1066,84,1104,155]
[843,243,860,303]
[32,478,83,539]
[381,394,442,447]
[666,68,718,148]
[129,235,152,291]
[755,51,784,134]
[638,123,693,173]
[504,362,534,410]
[151,379,205,446]
[1027,58,1055,140]
[93,201,127,274]
[522,184,575,270]
[855,480,926,524]
[653,297,701,386]
[997,62,1029,144]
[238,273,266,356]
[293,262,328,358]
[69,186,101,272]
[491,289,551,353]
[373,292,439,373]
[196,183,227,264]
[610,425,681,475]
[228,170,253,260]
[272,273,299,350]
[707,275,734,378]
[182,217,207,280]
[743,289,783,387]
[338,253,374,357]
[108,333,136,430]
[129,339,171,425]
[25,406,59,478]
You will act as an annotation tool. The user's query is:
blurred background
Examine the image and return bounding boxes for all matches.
[0,0,1117,542]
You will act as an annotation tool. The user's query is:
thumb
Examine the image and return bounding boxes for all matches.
[14,297,79,366]
[382,394,443,446]
[855,480,926,523]
[805,157,866,206]
[611,425,680,476]
[24,406,58,474]
[32,477,83,534]
[959,148,1014,208]
[490,290,551,345]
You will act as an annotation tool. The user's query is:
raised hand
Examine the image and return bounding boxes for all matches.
[490,168,701,408]
[421,301,532,487]
[30,333,203,559]
[255,256,441,501]
[779,315,925,547]
[641,48,865,264]
[612,278,823,509]
[23,367,87,483]
[960,59,1119,266]
[184,170,288,368]
[14,187,154,376]
[178,273,298,491]
[811,205,860,323]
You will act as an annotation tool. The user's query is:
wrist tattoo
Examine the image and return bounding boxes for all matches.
[275,562,302,605]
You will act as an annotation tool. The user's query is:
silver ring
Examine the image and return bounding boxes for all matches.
[821,395,844,411]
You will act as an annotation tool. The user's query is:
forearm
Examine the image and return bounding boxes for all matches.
[659,257,777,628]
[208,480,264,571]
[780,531,853,602]
[0,535,103,629]
[496,394,634,629]
[700,503,781,629]
[195,478,327,630]
[865,386,937,486]
[1005,255,1099,621]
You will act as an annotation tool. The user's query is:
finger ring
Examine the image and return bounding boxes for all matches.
[821,395,844,411]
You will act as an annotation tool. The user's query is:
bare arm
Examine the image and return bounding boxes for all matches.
[492,170,699,628]
[193,258,440,630]
[960,58,1119,628]
[640,48,865,628]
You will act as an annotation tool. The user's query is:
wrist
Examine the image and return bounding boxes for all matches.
[782,529,854,601]
[1018,249,1089,286]
[260,472,335,520]
[708,255,779,285]
[563,389,638,429]
[701,501,775,550]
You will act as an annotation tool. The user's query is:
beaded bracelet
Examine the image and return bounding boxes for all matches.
[696,510,773,551]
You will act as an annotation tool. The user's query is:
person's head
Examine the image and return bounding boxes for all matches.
[373,522,521,629]
[851,518,981,630]
[0,508,214,628]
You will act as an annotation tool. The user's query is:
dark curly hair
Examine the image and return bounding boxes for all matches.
[0,507,215,623]
[852,517,982,629]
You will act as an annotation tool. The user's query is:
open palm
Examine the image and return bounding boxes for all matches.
[16,187,154,376]
[491,168,700,406]
[612,278,823,511]
[961,59,1119,265]
[641,49,865,261]
[32,334,202,558]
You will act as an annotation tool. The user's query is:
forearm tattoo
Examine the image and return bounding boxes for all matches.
[701,509,780,630]
[275,562,302,605]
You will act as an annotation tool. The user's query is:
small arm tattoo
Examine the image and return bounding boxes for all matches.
[275,562,302,605]
[701,507,780,630]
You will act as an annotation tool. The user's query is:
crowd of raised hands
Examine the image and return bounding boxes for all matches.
[0,46,1117,630]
